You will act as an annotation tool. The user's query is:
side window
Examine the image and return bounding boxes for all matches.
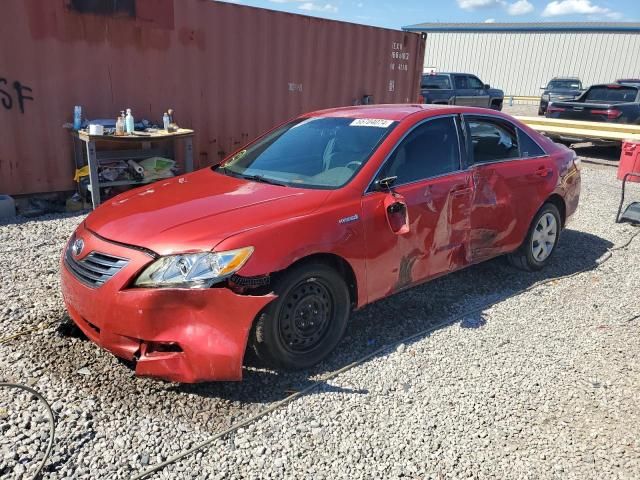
[518,129,546,158]
[467,76,484,89]
[454,76,467,89]
[466,118,519,164]
[379,117,461,185]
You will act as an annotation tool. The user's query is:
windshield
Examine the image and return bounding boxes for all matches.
[584,86,638,103]
[547,80,581,90]
[217,117,397,189]
[421,75,451,89]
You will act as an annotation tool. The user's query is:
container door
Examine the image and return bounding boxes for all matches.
[362,116,472,303]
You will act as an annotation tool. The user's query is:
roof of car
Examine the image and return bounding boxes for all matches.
[589,83,639,89]
[550,77,581,81]
[422,72,474,76]
[304,104,449,121]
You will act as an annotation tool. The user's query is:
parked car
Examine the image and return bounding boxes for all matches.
[539,77,583,115]
[420,72,504,110]
[545,83,640,143]
[61,104,581,383]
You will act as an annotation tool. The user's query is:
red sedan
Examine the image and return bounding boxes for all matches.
[61,105,581,383]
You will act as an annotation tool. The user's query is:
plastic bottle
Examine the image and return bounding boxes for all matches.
[125,108,134,134]
[73,106,82,130]
[115,115,125,136]
[163,112,170,131]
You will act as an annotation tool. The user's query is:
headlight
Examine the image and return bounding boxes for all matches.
[134,247,254,288]
[541,94,550,101]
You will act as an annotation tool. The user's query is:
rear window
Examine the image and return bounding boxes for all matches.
[584,86,638,103]
[421,75,451,89]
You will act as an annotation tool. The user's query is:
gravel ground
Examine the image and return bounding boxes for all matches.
[1,161,639,479]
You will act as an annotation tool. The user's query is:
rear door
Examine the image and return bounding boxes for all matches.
[361,115,473,302]
[463,115,556,262]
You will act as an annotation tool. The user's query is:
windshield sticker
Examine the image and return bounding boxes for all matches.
[350,118,394,128]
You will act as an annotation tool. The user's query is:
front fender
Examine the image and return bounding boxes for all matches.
[215,200,368,307]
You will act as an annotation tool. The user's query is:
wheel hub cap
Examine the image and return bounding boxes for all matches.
[531,212,557,262]
[279,281,332,353]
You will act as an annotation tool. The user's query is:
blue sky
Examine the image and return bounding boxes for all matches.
[218,0,638,29]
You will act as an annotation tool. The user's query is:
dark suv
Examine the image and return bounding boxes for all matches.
[539,77,583,115]
[420,73,504,110]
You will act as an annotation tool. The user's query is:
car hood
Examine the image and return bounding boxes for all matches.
[85,169,331,255]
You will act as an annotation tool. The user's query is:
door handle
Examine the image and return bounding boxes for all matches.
[536,166,552,177]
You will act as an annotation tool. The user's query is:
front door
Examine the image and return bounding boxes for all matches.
[467,75,491,107]
[362,115,473,303]
[464,115,557,262]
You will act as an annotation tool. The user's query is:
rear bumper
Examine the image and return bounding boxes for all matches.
[60,224,275,383]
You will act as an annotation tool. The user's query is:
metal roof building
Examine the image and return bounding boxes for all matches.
[403,22,640,96]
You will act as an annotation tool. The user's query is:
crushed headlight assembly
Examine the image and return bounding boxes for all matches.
[134,247,254,288]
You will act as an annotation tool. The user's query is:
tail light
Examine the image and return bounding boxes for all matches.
[547,105,566,113]
[591,109,622,119]
[417,94,425,103]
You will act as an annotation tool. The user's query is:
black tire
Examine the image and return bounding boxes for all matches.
[508,203,561,272]
[491,100,503,111]
[251,262,350,370]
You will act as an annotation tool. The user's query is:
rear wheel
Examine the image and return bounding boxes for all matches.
[251,262,350,370]
[508,203,561,271]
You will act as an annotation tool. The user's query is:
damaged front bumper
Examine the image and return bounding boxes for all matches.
[60,225,274,383]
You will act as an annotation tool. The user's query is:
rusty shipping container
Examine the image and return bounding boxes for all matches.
[0,0,425,196]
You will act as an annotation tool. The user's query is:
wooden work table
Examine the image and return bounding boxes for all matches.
[71,128,195,208]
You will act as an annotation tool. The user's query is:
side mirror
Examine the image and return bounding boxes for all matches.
[383,192,409,235]
[374,176,398,192]
[484,84,490,89]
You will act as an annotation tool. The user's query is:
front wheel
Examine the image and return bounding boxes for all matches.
[508,203,561,271]
[250,262,350,370]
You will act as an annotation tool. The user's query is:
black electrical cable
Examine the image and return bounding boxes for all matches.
[0,383,55,480]
[130,230,639,480]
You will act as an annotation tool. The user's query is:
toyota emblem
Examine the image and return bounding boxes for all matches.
[72,238,84,256]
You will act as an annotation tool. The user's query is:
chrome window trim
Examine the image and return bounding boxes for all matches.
[363,114,464,195]
[462,113,549,166]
